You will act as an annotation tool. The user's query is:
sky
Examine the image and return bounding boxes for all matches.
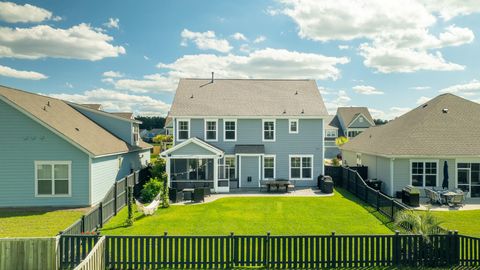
[1,0,480,119]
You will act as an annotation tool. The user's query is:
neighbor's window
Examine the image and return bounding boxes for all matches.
[263,120,275,141]
[411,161,437,187]
[325,130,338,138]
[225,156,236,180]
[356,153,362,165]
[224,120,236,141]
[205,120,217,141]
[290,156,313,180]
[359,117,364,123]
[36,161,70,196]
[177,120,189,141]
[264,156,275,179]
[289,119,299,134]
[348,130,362,138]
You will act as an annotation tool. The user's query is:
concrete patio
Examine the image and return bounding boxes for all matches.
[172,187,333,205]
[412,197,480,211]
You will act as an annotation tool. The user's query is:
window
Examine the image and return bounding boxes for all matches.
[356,153,362,165]
[224,120,236,141]
[289,155,313,180]
[263,120,275,141]
[35,161,71,196]
[289,119,299,134]
[225,156,236,180]
[204,119,218,141]
[411,161,437,187]
[263,156,276,179]
[325,130,338,138]
[348,130,362,138]
[177,120,190,141]
[133,124,139,145]
[359,117,364,123]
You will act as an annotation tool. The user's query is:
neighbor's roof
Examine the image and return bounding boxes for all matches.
[0,85,151,157]
[111,112,134,120]
[325,115,340,130]
[336,107,375,127]
[81,104,102,110]
[341,94,480,157]
[169,79,328,117]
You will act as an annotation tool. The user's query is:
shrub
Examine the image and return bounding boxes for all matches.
[332,158,341,166]
[150,158,166,179]
[141,177,163,203]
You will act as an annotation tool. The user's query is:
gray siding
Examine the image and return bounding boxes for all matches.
[325,140,340,159]
[175,118,324,186]
[348,115,372,128]
[74,106,133,144]
[0,99,90,207]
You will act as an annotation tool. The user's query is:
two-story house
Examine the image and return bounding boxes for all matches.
[0,85,151,207]
[324,115,341,159]
[160,78,329,193]
[336,107,375,138]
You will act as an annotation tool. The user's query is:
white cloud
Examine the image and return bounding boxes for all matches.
[239,44,251,53]
[439,79,480,94]
[104,18,120,29]
[180,29,232,53]
[353,85,384,95]
[110,74,177,93]
[65,82,73,88]
[338,45,349,50]
[144,55,149,60]
[416,96,432,104]
[370,106,411,120]
[0,23,125,61]
[323,90,351,114]
[0,2,52,23]
[280,0,476,73]
[421,0,480,21]
[48,88,170,116]
[102,71,123,78]
[231,32,248,41]
[410,86,431,90]
[253,35,266,43]
[0,64,47,80]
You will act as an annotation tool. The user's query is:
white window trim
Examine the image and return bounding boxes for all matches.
[176,119,190,142]
[409,159,439,188]
[34,160,72,197]
[263,155,276,180]
[325,129,338,138]
[289,154,314,180]
[204,119,218,142]
[223,119,237,142]
[288,119,299,134]
[224,155,237,179]
[262,119,276,142]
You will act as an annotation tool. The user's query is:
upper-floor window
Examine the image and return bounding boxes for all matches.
[35,161,71,197]
[325,129,338,138]
[224,119,237,141]
[289,119,299,134]
[204,119,218,141]
[177,119,190,141]
[359,117,364,123]
[263,119,275,141]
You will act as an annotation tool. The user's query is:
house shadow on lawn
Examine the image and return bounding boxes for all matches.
[0,206,87,218]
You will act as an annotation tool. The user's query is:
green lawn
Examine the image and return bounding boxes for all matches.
[101,188,393,235]
[0,208,85,237]
[431,210,480,237]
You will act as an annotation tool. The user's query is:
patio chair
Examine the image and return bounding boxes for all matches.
[193,188,205,203]
[448,194,465,207]
[169,188,184,203]
[424,188,435,204]
[431,191,444,205]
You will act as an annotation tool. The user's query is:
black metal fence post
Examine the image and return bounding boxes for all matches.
[125,177,128,205]
[230,232,235,269]
[393,231,400,266]
[453,231,460,265]
[81,215,85,233]
[99,202,103,228]
[265,232,270,269]
[331,232,336,268]
[376,190,380,211]
[113,182,118,216]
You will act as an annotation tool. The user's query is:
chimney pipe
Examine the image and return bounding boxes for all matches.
[211,72,214,83]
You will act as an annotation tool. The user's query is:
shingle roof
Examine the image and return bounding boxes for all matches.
[341,94,480,157]
[0,85,151,157]
[169,79,328,117]
[325,115,340,129]
[81,104,102,110]
[111,112,134,120]
[336,107,375,127]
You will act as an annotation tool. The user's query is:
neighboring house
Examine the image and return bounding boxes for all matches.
[140,128,165,142]
[336,107,375,138]
[324,115,341,159]
[160,78,328,192]
[0,85,152,207]
[341,93,480,198]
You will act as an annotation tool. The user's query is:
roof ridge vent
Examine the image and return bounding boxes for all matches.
[422,104,428,108]
[442,108,448,113]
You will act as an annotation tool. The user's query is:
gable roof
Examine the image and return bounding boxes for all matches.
[160,137,224,157]
[169,78,328,117]
[81,104,102,110]
[341,94,480,157]
[324,115,340,130]
[336,107,375,127]
[111,112,134,120]
[0,85,151,157]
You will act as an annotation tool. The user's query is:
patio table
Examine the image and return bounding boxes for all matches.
[441,191,458,205]
[182,188,195,201]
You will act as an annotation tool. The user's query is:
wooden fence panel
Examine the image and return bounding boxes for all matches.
[74,236,106,270]
[0,237,58,270]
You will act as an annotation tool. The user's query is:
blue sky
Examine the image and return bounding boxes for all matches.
[1,0,480,119]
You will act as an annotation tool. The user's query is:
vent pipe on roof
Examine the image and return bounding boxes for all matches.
[211,72,214,83]
[442,108,448,113]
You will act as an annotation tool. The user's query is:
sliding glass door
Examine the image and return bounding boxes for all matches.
[457,163,480,198]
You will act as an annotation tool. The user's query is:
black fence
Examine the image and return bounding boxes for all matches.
[60,170,146,235]
[59,232,480,269]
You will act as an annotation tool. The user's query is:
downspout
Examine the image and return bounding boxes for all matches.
[390,158,395,196]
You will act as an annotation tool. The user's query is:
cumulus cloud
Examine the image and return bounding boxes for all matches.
[231,32,248,41]
[0,64,47,80]
[410,86,431,90]
[439,79,480,94]
[180,29,232,53]
[0,2,52,23]
[370,107,411,120]
[323,90,351,114]
[338,45,349,50]
[279,0,477,73]
[253,35,266,43]
[353,85,384,95]
[109,74,177,93]
[104,18,120,29]
[420,0,480,21]
[102,71,123,78]
[416,96,432,104]
[0,24,125,61]
[49,88,170,116]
